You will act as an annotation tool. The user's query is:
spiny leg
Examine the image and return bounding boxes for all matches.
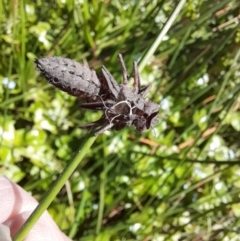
[118,54,128,85]
[133,61,140,93]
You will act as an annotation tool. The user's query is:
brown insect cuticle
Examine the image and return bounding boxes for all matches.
[35,54,159,136]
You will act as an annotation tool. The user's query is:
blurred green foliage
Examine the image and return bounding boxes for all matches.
[1,0,240,240]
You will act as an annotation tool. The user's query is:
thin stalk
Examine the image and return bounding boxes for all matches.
[138,0,186,71]
[13,136,97,241]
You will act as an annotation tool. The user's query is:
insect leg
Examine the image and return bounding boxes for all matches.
[133,61,140,93]
[80,98,115,110]
[79,116,107,129]
[109,114,121,124]
[94,123,114,136]
[79,122,98,129]
[118,54,128,85]
[99,95,112,123]
[99,94,111,109]
[80,102,107,110]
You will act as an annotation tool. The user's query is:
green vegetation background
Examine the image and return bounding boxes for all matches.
[1,0,240,240]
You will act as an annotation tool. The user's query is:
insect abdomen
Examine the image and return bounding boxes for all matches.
[35,57,101,99]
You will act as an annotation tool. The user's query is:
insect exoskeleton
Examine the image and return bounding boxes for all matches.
[35,54,159,135]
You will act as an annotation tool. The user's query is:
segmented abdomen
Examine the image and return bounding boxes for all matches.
[34,57,101,99]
